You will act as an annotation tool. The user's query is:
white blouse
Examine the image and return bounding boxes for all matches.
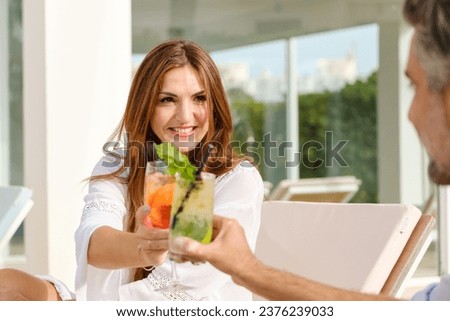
[74,157,264,300]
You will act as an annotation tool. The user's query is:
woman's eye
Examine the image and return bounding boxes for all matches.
[160,97,174,103]
[194,95,206,103]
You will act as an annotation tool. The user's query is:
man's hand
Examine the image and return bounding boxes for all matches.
[170,215,259,277]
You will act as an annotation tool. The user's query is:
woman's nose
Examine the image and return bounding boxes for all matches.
[175,99,194,123]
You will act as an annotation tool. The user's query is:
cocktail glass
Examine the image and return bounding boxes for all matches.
[157,171,215,292]
[144,161,174,229]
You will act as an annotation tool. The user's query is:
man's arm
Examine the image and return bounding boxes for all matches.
[171,215,396,301]
[234,259,395,301]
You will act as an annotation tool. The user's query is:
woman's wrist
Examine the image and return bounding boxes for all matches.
[136,238,152,268]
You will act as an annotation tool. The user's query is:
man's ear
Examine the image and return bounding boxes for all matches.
[444,79,450,127]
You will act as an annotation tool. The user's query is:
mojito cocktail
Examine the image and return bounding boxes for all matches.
[169,172,215,246]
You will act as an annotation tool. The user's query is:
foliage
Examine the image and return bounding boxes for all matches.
[297,92,330,178]
[331,72,378,202]
[227,71,378,203]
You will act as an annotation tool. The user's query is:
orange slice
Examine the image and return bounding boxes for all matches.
[151,183,175,208]
[145,183,175,229]
[149,205,171,228]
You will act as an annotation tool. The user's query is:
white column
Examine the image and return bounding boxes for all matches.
[0,0,9,186]
[0,0,9,266]
[377,21,426,205]
[439,186,450,275]
[286,37,299,180]
[22,0,131,289]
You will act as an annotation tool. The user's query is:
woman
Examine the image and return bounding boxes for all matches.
[0,39,263,301]
[75,39,264,300]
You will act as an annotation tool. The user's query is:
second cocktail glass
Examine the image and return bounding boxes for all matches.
[157,171,215,292]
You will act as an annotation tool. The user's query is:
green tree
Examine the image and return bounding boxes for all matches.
[227,71,378,203]
[298,92,331,178]
[228,87,286,183]
[228,87,266,176]
[299,72,378,202]
[330,72,378,202]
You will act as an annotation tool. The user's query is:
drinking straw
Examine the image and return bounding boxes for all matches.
[171,143,215,228]
[196,143,214,178]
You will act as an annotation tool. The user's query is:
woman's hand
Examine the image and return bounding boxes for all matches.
[135,205,169,267]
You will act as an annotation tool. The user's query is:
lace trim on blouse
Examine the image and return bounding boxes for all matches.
[143,270,196,301]
[82,199,123,219]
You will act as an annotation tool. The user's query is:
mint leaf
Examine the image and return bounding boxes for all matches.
[155,142,196,182]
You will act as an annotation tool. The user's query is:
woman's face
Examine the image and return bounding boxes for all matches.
[151,65,209,153]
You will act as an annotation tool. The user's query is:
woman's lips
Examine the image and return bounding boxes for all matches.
[169,126,196,138]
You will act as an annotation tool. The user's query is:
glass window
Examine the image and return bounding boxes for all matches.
[211,40,287,187]
[295,24,379,203]
[211,25,380,202]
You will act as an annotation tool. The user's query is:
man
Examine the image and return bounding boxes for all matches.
[171,0,450,301]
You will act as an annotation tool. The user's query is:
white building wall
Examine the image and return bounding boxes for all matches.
[22,0,131,290]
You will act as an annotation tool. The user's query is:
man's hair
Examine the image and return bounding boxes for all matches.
[403,0,450,90]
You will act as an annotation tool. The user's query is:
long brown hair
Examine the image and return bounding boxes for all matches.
[92,40,244,280]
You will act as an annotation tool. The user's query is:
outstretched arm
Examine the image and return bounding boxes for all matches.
[88,205,169,269]
[171,215,397,301]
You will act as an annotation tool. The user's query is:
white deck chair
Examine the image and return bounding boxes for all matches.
[263,181,273,199]
[254,201,435,300]
[269,176,362,203]
[0,186,33,251]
